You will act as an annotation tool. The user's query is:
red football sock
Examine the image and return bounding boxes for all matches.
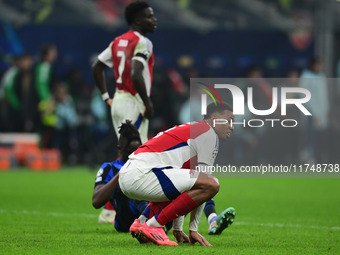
[104,201,114,211]
[149,201,171,218]
[156,192,199,226]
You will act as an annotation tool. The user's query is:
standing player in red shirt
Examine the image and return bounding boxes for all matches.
[92,1,157,144]
[92,0,156,225]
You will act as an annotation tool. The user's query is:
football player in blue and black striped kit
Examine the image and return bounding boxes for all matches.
[92,120,148,232]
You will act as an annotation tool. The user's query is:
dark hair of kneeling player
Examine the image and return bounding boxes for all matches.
[118,120,142,163]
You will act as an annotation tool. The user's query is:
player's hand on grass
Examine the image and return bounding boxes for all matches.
[173,230,189,243]
[143,99,154,119]
[105,98,113,107]
[189,231,212,246]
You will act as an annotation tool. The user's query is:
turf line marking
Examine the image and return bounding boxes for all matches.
[1,209,339,231]
[0,209,97,218]
[236,221,340,231]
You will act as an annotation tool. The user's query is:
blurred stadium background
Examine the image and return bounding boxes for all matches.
[1,0,340,169]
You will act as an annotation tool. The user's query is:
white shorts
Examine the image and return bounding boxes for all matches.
[118,159,197,202]
[111,90,149,143]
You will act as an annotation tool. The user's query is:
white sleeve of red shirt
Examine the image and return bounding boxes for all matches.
[188,127,219,166]
[132,36,153,66]
[97,42,113,68]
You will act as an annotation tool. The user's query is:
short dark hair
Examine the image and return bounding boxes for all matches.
[203,102,233,120]
[118,120,142,146]
[125,1,150,25]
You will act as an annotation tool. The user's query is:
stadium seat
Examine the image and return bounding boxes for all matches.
[42,149,61,171]
[0,148,17,171]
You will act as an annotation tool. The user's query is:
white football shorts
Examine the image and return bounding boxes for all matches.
[118,159,197,202]
[111,90,149,144]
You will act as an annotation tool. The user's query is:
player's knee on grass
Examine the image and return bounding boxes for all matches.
[193,173,220,202]
[205,176,220,199]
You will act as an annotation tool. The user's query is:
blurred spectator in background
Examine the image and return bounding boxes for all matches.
[178,67,201,124]
[35,44,58,102]
[65,68,98,164]
[148,61,174,136]
[279,69,301,163]
[299,57,330,163]
[0,55,20,131]
[178,88,202,124]
[38,96,57,148]
[88,89,114,166]
[53,82,78,164]
[36,44,58,148]
[65,68,86,103]
[238,65,273,164]
[149,60,189,136]
[1,53,39,132]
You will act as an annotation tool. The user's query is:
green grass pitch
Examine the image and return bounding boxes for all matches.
[0,167,339,254]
